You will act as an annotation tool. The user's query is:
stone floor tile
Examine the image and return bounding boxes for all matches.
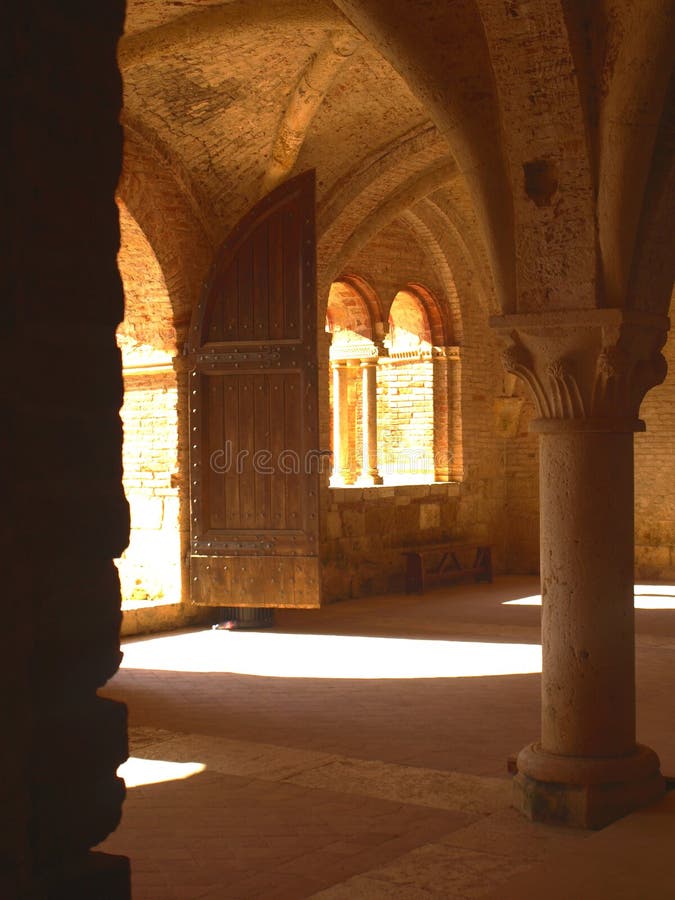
[309,874,434,899]
[438,806,592,861]
[333,843,535,899]
[134,732,338,782]
[286,756,510,815]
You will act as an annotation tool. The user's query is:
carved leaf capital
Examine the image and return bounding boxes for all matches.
[491,310,670,427]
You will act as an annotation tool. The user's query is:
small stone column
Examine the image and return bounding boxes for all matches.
[492,309,669,829]
[330,360,355,486]
[357,356,382,485]
[432,346,462,481]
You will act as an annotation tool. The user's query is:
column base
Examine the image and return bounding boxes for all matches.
[356,473,383,486]
[513,743,665,829]
[330,474,357,487]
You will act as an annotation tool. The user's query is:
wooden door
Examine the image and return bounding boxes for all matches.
[188,171,322,608]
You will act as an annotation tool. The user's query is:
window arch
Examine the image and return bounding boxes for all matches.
[387,290,432,352]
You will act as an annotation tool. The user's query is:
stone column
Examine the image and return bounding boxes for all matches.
[432,346,462,481]
[330,360,355,485]
[492,309,670,829]
[357,356,383,485]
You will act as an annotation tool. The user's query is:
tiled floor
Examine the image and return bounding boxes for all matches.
[98,577,675,898]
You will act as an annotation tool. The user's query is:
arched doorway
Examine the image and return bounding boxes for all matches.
[115,200,182,611]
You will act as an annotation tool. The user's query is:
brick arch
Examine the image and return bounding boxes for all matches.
[117,124,213,348]
[388,290,432,351]
[327,278,376,341]
[117,199,176,358]
[337,274,386,337]
[400,283,449,347]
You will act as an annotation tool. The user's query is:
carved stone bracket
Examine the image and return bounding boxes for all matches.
[490,309,670,432]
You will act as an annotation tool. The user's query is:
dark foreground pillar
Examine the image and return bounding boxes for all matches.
[4,2,130,895]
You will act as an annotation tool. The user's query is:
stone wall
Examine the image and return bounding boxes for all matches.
[322,483,461,598]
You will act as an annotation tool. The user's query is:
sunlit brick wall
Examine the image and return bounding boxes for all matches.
[377,358,434,478]
[117,369,182,604]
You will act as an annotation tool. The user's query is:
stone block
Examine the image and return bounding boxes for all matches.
[341,509,365,537]
[326,510,342,540]
[419,503,441,530]
[365,506,395,536]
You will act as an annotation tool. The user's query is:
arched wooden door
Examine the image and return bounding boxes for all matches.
[187,171,322,608]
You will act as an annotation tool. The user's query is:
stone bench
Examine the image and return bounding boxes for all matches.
[401,542,493,594]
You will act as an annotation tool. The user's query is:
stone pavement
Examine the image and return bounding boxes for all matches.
[98,577,675,898]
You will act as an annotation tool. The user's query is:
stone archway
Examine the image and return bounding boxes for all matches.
[116,200,182,611]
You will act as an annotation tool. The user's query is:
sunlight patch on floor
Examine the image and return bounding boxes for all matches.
[120,631,542,679]
[118,756,206,788]
[633,585,675,609]
[503,584,675,610]
[503,595,542,607]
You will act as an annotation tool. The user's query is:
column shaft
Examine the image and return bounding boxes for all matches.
[358,360,382,485]
[330,361,355,486]
[432,348,463,482]
[540,429,636,757]
[432,354,450,482]
[448,353,464,480]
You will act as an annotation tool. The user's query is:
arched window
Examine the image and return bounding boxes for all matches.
[326,278,460,487]
[379,291,434,482]
[326,279,381,486]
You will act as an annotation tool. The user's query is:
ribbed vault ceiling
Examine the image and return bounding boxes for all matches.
[118,0,674,323]
[118,0,483,322]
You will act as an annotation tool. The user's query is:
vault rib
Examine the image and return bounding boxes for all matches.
[261,30,362,196]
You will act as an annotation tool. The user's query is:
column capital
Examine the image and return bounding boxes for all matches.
[432,344,461,361]
[490,309,669,432]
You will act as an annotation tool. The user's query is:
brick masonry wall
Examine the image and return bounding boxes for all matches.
[451,274,506,562]
[116,360,216,634]
[378,358,435,477]
[501,395,540,574]
[635,292,675,580]
[117,371,182,604]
